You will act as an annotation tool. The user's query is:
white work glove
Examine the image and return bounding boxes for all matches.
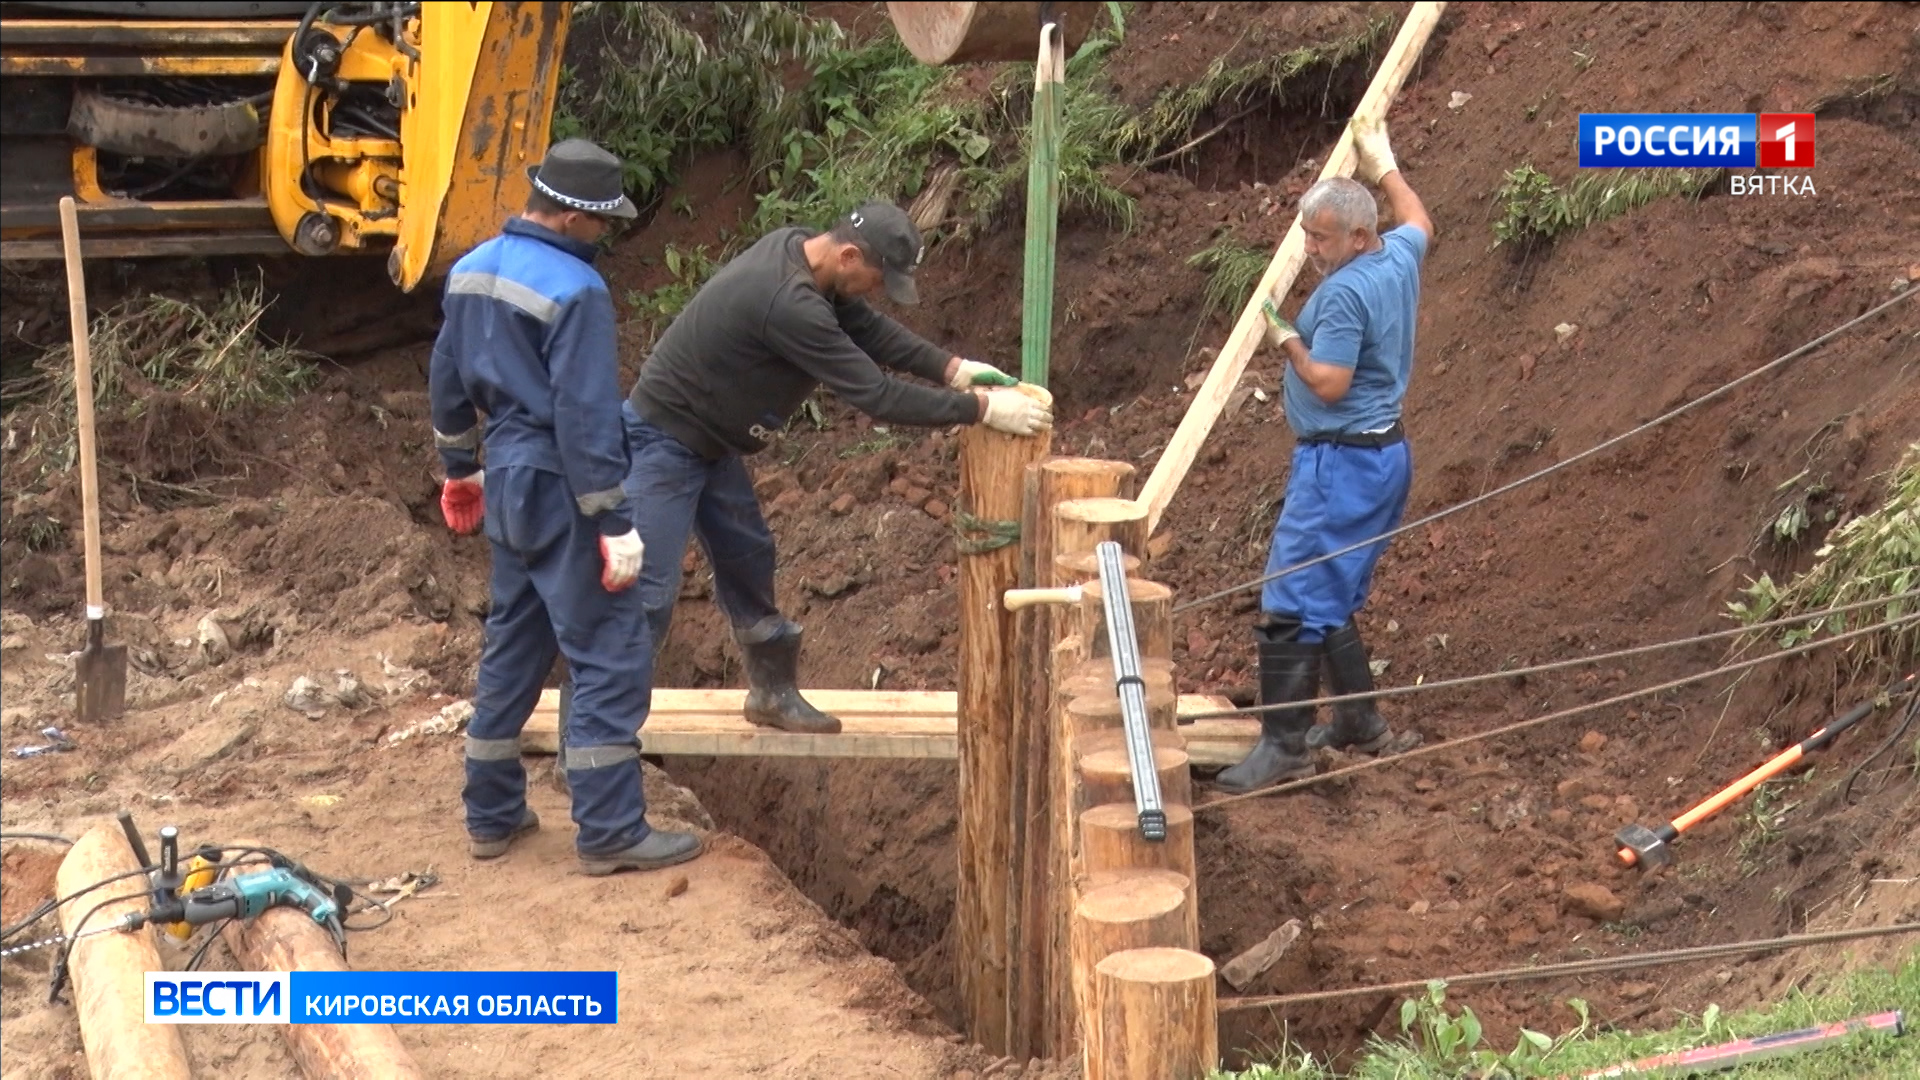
[1260,297,1299,351]
[948,358,1019,390]
[978,388,1053,437]
[1352,115,1399,184]
[598,529,644,593]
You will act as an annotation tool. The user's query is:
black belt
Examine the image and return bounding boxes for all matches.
[1299,421,1405,448]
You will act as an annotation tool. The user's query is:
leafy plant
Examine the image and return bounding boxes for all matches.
[625,243,721,349]
[1728,443,1919,671]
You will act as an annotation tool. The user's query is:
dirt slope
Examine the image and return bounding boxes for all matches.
[3,1,1917,1075]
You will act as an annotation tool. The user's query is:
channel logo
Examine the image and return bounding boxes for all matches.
[1579,113,1815,169]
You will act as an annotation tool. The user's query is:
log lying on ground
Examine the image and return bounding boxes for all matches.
[224,893,424,1080]
[1084,948,1220,1080]
[55,822,195,1080]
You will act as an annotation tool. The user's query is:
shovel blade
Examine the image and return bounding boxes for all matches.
[75,619,127,722]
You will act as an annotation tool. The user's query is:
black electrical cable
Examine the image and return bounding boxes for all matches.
[1,864,155,944]
[49,890,154,1001]
[185,919,234,972]
[0,832,75,846]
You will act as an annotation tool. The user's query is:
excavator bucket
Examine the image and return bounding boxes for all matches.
[886,2,1107,65]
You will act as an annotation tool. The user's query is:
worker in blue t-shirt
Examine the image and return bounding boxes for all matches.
[1215,117,1435,794]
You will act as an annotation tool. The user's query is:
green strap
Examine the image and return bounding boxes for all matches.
[1020,23,1066,388]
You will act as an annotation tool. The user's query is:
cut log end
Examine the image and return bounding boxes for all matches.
[1078,742,1193,809]
[1095,945,1217,983]
[1085,947,1220,1080]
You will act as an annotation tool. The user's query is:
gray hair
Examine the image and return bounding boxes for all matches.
[1300,177,1378,235]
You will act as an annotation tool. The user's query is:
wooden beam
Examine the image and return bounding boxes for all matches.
[55,822,194,1080]
[1013,458,1136,1059]
[517,691,1261,765]
[956,384,1054,1055]
[1133,1,1449,533]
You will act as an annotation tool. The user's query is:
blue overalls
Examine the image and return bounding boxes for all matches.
[428,218,654,857]
[1262,224,1427,641]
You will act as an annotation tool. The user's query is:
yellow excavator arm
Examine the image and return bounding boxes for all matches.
[0,1,569,291]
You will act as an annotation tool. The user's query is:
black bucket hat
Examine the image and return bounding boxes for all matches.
[525,138,638,220]
[846,202,926,305]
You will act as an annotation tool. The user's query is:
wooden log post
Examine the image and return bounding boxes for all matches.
[1078,578,1174,663]
[1085,948,1220,1080]
[1079,741,1192,808]
[1067,872,1192,1041]
[1054,498,1148,575]
[956,383,1053,1054]
[1011,459,1135,1057]
[54,822,195,1080]
[1063,686,1180,742]
[1041,485,1155,1058]
[1078,803,1197,881]
[224,899,426,1080]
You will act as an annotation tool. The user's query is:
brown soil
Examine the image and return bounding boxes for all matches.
[5,2,1919,1077]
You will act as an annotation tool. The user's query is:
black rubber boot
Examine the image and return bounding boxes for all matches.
[742,623,842,735]
[1307,619,1394,753]
[1214,619,1320,793]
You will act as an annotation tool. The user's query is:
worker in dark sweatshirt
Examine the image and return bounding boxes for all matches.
[612,202,1050,736]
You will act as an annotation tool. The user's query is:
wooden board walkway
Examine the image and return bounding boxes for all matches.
[516,689,1261,765]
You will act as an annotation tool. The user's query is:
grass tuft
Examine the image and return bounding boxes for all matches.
[1728,443,1920,672]
[1187,236,1270,325]
[1492,164,1722,248]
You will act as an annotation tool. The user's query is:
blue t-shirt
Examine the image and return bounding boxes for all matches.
[1284,223,1428,437]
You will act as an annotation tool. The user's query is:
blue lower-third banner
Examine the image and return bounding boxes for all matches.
[147,971,618,1024]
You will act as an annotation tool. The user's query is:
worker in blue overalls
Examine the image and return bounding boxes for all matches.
[430,139,702,875]
[1215,117,1434,794]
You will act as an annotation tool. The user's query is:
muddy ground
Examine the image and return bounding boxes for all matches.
[4,2,1919,1076]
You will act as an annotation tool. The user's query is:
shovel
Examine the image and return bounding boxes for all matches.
[58,196,127,722]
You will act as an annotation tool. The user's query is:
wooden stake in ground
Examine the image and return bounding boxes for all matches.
[1078,802,1197,881]
[1012,457,1136,1058]
[1078,578,1173,662]
[54,822,194,1080]
[956,383,1054,1054]
[1068,873,1192,1037]
[1084,948,1220,1080]
[1133,1,1450,533]
[224,899,426,1080]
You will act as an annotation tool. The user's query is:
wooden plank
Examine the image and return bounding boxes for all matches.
[517,693,1258,764]
[1133,1,1450,534]
[531,687,956,718]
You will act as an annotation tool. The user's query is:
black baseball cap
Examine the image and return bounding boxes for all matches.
[846,202,925,305]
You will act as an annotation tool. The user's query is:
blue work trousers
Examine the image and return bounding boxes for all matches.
[621,402,783,649]
[1260,439,1414,641]
[462,465,653,857]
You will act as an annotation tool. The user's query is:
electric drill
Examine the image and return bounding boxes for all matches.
[118,868,342,933]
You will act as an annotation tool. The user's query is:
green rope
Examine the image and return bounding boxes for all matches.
[954,507,1021,556]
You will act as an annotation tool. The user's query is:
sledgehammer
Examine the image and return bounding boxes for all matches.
[1616,672,1916,869]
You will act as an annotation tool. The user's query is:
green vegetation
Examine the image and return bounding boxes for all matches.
[1729,444,1919,672]
[1491,164,1722,248]
[22,276,316,465]
[1187,236,1271,325]
[556,1,1393,336]
[1214,953,1919,1078]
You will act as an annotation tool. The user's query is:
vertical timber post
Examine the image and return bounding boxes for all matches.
[1011,459,1136,1057]
[957,384,1053,1053]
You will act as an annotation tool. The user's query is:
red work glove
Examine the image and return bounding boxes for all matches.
[599,529,644,592]
[440,474,484,535]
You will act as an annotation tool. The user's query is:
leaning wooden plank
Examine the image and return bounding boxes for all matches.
[531,687,957,718]
[1134,1,1449,534]
[55,822,195,1080]
[517,694,1260,762]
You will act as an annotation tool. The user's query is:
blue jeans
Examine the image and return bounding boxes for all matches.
[622,402,783,648]
[1260,439,1413,641]
[462,465,653,857]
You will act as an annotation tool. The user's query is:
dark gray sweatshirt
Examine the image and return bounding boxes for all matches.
[628,227,983,460]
